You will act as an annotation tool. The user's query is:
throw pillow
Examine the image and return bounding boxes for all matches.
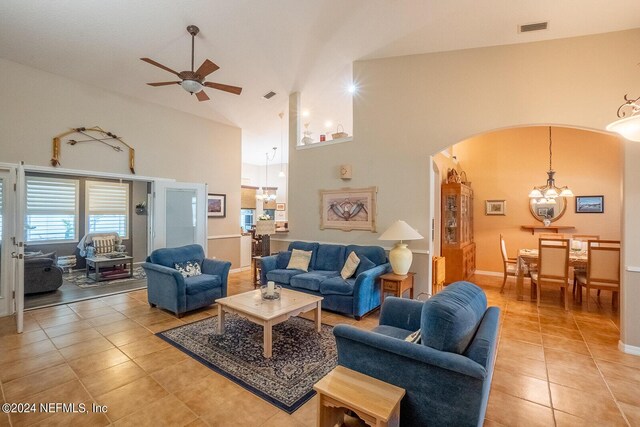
[286,249,312,272]
[355,255,376,277]
[93,237,115,254]
[341,251,360,280]
[405,329,422,344]
[174,260,202,278]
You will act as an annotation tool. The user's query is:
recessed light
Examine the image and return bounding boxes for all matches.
[347,84,357,94]
[302,110,310,117]
[325,121,333,128]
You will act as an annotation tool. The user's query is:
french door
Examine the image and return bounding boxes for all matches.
[150,181,208,254]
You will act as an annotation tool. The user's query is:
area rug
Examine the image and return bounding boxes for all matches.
[157,314,337,413]
[66,266,146,288]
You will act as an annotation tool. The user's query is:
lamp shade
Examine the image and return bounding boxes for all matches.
[607,115,640,142]
[378,220,423,242]
[255,220,275,236]
[379,220,423,275]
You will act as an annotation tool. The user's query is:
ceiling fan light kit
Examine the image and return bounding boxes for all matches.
[140,25,242,102]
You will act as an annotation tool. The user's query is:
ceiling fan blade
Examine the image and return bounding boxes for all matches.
[140,58,180,76]
[195,90,210,102]
[196,59,220,78]
[146,81,181,86]
[204,82,243,95]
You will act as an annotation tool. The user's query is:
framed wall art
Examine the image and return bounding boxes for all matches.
[319,187,377,232]
[575,195,604,213]
[276,203,286,211]
[207,193,226,217]
[485,200,506,216]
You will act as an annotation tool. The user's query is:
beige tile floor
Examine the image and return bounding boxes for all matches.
[0,271,637,426]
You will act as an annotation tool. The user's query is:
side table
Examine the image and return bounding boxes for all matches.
[380,272,415,305]
[252,256,263,288]
[313,365,405,427]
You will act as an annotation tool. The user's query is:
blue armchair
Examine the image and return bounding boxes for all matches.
[142,244,231,317]
[333,281,500,427]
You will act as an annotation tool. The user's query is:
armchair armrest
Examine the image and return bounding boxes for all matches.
[334,324,487,380]
[142,262,187,313]
[379,297,424,331]
[202,258,232,297]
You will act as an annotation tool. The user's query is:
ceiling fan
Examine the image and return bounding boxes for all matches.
[140,25,242,102]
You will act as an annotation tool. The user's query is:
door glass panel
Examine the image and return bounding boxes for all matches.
[165,189,197,248]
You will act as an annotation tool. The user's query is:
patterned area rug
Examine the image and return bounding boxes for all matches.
[157,314,337,413]
[66,266,146,288]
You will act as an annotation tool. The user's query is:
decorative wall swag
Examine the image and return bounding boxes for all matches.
[51,126,135,173]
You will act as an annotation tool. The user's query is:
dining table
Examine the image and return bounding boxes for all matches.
[515,248,588,301]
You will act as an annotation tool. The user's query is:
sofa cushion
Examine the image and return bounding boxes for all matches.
[287,249,312,271]
[276,251,292,269]
[288,241,320,269]
[150,244,205,268]
[315,244,346,271]
[320,276,356,296]
[184,274,221,295]
[346,245,387,266]
[93,236,115,254]
[266,269,305,285]
[420,281,488,354]
[341,251,360,280]
[290,271,340,292]
[355,255,376,277]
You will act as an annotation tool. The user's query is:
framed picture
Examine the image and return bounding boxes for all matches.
[276,203,286,211]
[320,187,377,232]
[575,195,604,213]
[207,193,226,217]
[485,200,506,216]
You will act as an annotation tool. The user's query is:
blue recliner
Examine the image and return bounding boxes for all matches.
[333,281,500,427]
[142,244,231,317]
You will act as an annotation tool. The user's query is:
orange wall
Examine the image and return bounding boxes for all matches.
[453,126,622,273]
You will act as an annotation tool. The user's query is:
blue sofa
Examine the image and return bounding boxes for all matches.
[142,244,231,317]
[260,241,391,319]
[334,281,500,427]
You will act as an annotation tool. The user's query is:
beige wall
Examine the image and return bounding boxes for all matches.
[453,126,621,273]
[208,237,241,269]
[0,59,242,280]
[286,29,640,349]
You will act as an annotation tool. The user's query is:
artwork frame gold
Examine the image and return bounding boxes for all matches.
[485,200,506,216]
[319,187,377,232]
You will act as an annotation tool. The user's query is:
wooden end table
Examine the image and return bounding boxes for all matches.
[314,366,405,427]
[215,288,323,358]
[380,272,415,305]
[252,256,263,288]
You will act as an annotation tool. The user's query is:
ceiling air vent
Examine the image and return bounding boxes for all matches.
[263,91,277,100]
[519,21,548,33]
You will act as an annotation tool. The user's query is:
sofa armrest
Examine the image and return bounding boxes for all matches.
[142,262,185,290]
[379,297,424,331]
[334,324,487,379]
[463,307,501,368]
[201,258,232,297]
[351,263,391,314]
[259,255,278,285]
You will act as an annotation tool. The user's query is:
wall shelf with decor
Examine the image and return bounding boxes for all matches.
[520,225,575,235]
[296,136,353,150]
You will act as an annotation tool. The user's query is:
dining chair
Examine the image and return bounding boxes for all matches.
[539,233,565,239]
[530,238,570,310]
[571,234,600,296]
[499,234,517,293]
[575,240,620,309]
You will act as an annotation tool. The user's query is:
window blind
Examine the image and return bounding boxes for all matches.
[86,181,129,238]
[26,176,79,242]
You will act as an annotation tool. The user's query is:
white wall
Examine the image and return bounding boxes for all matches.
[0,58,242,313]
[285,29,640,349]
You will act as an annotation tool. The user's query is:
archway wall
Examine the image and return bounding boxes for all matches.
[286,29,640,347]
[453,126,622,273]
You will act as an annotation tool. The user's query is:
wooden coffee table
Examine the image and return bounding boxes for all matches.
[215,288,323,358]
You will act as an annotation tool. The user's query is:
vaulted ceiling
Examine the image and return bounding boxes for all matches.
[1,1,639,164]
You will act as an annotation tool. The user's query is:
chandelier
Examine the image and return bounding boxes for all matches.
[528,127,574,204]
[606,94,640,142]
[256,147,278,201]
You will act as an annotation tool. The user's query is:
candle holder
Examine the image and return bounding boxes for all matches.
[260,284,281,300]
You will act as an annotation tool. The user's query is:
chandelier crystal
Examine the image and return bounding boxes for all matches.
[529,127,574,203]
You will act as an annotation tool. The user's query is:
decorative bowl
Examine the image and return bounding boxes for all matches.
[260,284,281,300]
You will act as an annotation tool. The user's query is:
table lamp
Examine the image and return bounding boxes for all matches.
[378,220,424,275]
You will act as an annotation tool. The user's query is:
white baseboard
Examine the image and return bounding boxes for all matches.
[230,266,250,274]
[618,340,640,355]
[473,270,503,277]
